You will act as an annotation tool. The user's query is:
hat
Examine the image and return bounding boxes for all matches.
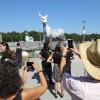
[79,39,100,80]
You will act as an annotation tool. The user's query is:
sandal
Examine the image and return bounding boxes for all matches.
[61,93,64,98]
[54,93,58,98]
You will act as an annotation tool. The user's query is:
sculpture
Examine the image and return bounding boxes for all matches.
[38,13,64,41]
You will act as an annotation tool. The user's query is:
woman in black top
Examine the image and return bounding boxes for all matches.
[38,40,54,85]
[47,44,64,98]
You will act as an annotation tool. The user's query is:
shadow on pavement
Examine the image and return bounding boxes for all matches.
[48,83,55,97]
[32,72,40,83]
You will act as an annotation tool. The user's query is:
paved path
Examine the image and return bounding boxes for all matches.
[20,55,84,100]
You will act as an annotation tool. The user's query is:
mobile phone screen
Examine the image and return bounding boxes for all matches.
[68,39,73,48]
[26,62,34,71]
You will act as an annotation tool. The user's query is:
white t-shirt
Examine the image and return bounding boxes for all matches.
[63,73,100,100]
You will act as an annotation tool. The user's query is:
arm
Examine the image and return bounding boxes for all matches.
[70,44,80,58]
[47,53,53,63]
[38,54,45,60]
[22,63,47,100]
[22,67,29,83]
[70,48,80,58]
[60,46,68,74]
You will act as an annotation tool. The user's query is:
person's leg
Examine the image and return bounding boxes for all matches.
[61,80,64,97]
[47,65,53,84]
[42,61,47,77]
[54,81,58,98]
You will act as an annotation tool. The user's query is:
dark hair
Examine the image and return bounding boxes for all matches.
[2,43,10,50]
[52,44,62,64]
[17,43,20,46]
[55,44,61,52]
[0,61,23,98]
[0,43,12,62]
[10,51,16,60]
[43,40,50,49]
[2,43,11,54]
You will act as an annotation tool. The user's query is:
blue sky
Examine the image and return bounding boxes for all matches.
[0,0,100,33]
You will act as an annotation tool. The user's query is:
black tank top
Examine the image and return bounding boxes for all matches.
[13,89,23,100]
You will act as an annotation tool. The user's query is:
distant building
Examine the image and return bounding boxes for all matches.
[25,35,34,42]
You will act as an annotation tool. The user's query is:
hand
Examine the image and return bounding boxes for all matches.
[22,67,29,82]
[62,46,69,55]
[32,63,42,72]
[70,44,80,56]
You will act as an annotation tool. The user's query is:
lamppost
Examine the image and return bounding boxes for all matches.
[82,21,86,42]
[82,21,88,75]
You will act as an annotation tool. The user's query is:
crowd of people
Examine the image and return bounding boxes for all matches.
[0,42,47,100]
[0,42,22,67]
[0,39,100,100]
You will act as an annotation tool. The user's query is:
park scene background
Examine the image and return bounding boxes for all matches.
[0,0,100,42]
[0,0,100,100]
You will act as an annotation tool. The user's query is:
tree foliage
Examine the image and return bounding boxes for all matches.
[65,33,100,41]
[0,31,100,42]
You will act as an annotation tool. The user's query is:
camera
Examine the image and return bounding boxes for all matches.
[68,39,73,48]
[26,62,34,71]
[63,39,74,59]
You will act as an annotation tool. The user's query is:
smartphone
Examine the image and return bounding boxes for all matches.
[68,39,73,48]
[26,62,34,71]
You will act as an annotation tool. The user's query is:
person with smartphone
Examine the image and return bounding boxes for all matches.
[60,39,100,100]
[0,60,47,100]
[47,44,64,98]
[63,39,74,74]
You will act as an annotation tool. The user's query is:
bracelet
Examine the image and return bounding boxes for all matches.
[38,71,43,74]
[61,55,66,58]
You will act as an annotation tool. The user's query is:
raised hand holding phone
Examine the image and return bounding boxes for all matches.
[68,39,73,48]
[32,63,42,72]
